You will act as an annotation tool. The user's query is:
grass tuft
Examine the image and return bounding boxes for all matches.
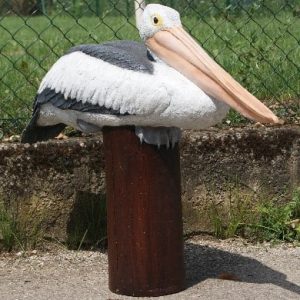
[0,201,16,251]
[210,188,300,242]
[0,200,44,252]
[254,189,300,242]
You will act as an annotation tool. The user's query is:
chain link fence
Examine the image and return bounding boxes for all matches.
[0,0,299,137]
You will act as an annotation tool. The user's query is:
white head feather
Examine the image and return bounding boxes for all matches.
[138,4,182,40]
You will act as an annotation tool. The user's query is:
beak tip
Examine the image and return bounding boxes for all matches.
[277,118,285,125]
[271,116,284,125]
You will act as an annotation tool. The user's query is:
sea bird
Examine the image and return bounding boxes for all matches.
[21,4,280,146]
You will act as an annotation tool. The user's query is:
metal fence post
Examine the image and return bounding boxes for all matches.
[135,0,146,27]
[95,0,102,17]
[37,0,46,15]
[126,0,131,18]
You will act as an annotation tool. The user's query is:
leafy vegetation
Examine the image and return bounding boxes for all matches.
[0,192,107,252]
[0,201,16,250]
[210,188,300,243]
[2,0,299,18]
[255,190,300,242]
[1,188,300,251]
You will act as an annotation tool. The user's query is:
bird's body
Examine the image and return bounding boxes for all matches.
[21,4,279,145]
[37,42,228,129]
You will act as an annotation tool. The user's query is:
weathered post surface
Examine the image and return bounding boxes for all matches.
[103,126,185,297]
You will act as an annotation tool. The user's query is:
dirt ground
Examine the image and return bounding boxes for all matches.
[0,236,299,300]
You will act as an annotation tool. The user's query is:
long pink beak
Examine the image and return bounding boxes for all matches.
[146,27,282,124]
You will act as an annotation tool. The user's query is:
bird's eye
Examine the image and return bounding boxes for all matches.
[152,15,162,26]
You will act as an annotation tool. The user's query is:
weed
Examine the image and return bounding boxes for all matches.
[209,187,256,239]
[0,199,44,252]
[0,201,16,251]
[0,192,107,252]
[254,189,300,242]
[210,188,300,242]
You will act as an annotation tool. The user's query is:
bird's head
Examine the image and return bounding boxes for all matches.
[138,4,181,40]
[139,4,281,125]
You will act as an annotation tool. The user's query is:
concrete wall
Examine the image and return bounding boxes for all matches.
[0,126,299,242]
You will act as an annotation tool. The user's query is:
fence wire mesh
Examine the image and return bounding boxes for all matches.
[0,0,299,136]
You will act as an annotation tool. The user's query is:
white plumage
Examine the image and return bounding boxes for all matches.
[38,51,228,130]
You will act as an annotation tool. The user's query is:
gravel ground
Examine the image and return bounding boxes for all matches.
[0,236,299,300]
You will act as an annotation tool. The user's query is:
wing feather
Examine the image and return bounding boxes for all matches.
[67,41,154,74]
[35,88,126,115]
[38,42,171,116]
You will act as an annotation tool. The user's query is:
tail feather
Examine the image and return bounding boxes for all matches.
[21,107,66,144]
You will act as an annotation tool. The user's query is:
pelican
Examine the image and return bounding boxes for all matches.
[21,4,280,146]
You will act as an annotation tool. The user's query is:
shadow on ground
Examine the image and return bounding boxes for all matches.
[185,242,300,296]
[65,193,299,296]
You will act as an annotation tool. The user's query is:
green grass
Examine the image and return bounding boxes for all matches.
[0,199,44,251]
[0,201,16,250]
[210,188,300,243]
[0,192,107,252]
[0,11,299,135]
[2,188,300,251]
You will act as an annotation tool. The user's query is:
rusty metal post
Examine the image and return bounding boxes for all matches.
[103,126,185,297]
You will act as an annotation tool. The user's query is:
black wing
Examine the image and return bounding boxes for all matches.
[35,88,126,115]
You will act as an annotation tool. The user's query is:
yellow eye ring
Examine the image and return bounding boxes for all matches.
[151,15,162,26]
